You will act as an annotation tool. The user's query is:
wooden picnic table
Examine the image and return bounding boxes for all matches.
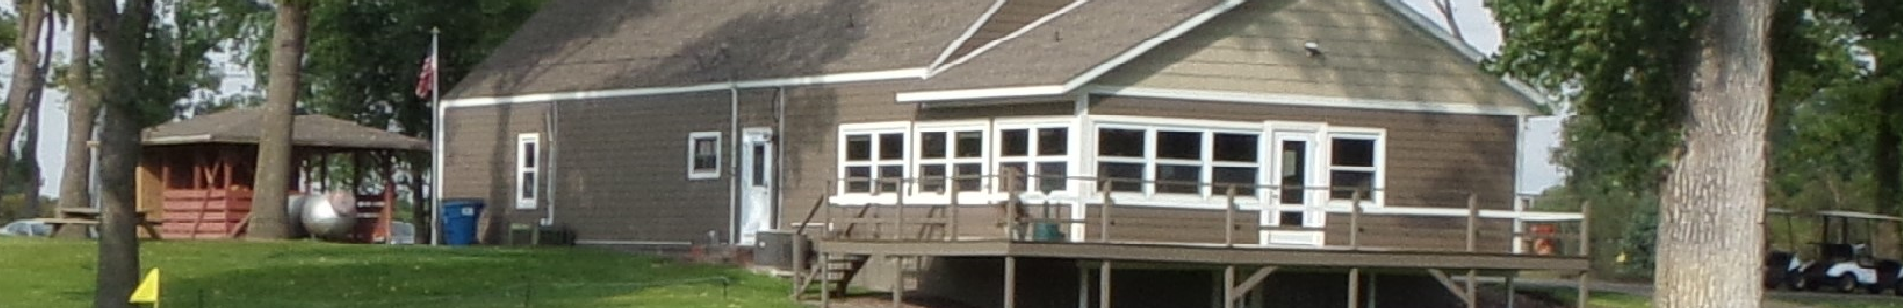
[32,208,163,239]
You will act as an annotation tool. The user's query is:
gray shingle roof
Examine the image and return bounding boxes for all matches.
[142,108,430,151]
[448,0,992,99]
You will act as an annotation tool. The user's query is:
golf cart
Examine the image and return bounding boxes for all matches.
[1765,208,1804,290]
[1791,210,1903,294]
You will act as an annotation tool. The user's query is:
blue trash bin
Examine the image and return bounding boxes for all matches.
[441,199,485,245]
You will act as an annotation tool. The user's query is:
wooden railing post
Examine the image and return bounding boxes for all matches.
[895,178,906,241]
[1580,201,1592,257]
[1350,189,1362,250]
[1466,193,1479,252]
[949,186,960,242]
[1100,179,1113,243]
[1224,184,1237,248]
[1004,169,1022,241]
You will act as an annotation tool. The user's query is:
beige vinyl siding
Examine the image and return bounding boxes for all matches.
[1097,0,1530,109]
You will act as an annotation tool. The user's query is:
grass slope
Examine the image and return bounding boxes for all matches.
[0,238,801,308]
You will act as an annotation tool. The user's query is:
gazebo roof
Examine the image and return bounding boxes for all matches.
[141,108,430,151]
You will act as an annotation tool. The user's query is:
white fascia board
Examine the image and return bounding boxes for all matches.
[895,85,1068,103]
[144,134,216,144]
[1059,0,1245,91]
[1087,86,1538,116]
[442,68,928,108]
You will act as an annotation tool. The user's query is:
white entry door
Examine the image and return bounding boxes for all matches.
[738,130,775,245]
[1263,127,1324,245]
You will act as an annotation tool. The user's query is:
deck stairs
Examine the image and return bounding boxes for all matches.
[790,198,952,299]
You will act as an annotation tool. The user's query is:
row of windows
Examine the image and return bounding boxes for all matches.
[837,123,1383,204]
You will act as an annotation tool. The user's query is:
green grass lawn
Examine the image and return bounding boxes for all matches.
[0,238,803,308]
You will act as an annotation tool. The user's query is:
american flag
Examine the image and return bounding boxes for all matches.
[414,54,436,99]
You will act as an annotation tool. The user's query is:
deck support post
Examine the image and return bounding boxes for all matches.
[1577,271,1589,308]
[819,252,832,308]
[892,256,904,308]
[1099,260,1112,308]
[1004,256,1017,308]
[1368,273,1379,308]
[949,188,959,241]
[1223,265,1237,308]
[1077,265,1089,308]
[1347,268,1361,308]
[1505,274,1515,308]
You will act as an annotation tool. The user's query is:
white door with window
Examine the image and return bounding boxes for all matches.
[1264,128,1324,245]
[738,130,774,245]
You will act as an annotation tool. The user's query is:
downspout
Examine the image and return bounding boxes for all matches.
[1512,114,1527,253]
[728,81,740,245]
[545,104,558,226]
[774,87,786,230]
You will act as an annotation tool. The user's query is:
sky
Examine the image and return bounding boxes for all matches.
[9,0,1567,197]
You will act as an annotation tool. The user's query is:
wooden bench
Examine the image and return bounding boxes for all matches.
[32,208,163,239]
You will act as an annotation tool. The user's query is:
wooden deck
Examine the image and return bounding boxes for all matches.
[811,239,1588,271]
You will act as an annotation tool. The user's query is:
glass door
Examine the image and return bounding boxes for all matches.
[1264,129,1323,245]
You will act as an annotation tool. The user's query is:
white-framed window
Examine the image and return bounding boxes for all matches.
[1327,131,1384,205]
[915,127,986,193]
[840,128,907,194]
[996,125,1069,193]
[515,133,540,209]
[687,132,722,180]
[1094,125,1261,198]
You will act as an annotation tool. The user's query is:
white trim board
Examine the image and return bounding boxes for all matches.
[1088,86,1538,116]
[896,85,1067,103]
[443,68,929,108]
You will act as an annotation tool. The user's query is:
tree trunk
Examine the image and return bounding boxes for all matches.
[0,0,48,191]
[91,0,156,306]
[55,0,100,237]
[22,0,55,218]
[247,0,311,240]
[1653,1,1774,308]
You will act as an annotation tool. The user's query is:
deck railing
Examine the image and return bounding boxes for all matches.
[800,169,1589,258]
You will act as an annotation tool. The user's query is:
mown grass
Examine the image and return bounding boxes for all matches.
[0,238,802,308]
[1512,285,1653,308]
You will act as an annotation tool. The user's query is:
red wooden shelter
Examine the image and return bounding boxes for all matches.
[136,108,429,242]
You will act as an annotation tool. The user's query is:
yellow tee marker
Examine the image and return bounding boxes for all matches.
[129,268,160,308]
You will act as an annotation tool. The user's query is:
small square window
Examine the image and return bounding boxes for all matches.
[921,132,947,159]
[1098,128,1144,157]
[1000,129,1029,156]
[954,131,983,158]
[688,132,721,179]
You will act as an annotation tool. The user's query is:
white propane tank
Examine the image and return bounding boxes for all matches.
[301,191,358,241]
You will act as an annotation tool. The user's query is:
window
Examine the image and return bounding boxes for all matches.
[516,134,540,209]
[918,129,984,193]
[1328,135,1380,201]
[997,126,1068,193]
[842,131,906,193]
[1095,126,1260,196]
[688,132,721,179]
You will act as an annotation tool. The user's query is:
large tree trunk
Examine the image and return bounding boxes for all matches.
[22,0,54,217]
[0,0,48,191]
[55,0,100,238]
[247,0,312,240]
[91,0,156,306]
[1653,1,1774,308]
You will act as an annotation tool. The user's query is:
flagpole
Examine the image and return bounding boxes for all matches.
[429,27,443,246]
